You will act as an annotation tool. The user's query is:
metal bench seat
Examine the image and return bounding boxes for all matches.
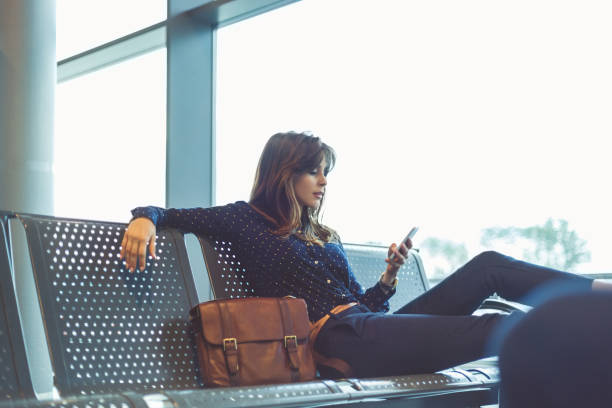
[1,212,499,408]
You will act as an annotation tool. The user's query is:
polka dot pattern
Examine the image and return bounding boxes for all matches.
[132,202,394,322]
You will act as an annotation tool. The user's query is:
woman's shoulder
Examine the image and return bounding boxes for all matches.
[323,226,342,245]
[211,200,250,212]
[228,200,261,216]
[225,200,249,211]
[219,201,278,227]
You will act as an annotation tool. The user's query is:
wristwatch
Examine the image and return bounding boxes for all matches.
[379,273,398,292]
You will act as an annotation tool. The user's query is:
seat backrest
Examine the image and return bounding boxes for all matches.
[17,214,203,396]
[342,243,429,312]
[0,215,36,400]
[199,236,429,311]
[199,236,254,299]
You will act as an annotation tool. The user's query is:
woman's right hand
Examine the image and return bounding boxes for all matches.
[120,217,157,272]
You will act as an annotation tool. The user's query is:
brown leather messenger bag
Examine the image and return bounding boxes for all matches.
[190,297,356,387]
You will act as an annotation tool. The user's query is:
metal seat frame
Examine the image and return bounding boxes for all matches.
[0,213,36,400]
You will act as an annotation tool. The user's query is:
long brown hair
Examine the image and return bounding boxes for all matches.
[249,132,337,245]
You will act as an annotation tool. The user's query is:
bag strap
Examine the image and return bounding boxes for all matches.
[309,303,357,378]
[217,302,240,386]
[278,298,300,382]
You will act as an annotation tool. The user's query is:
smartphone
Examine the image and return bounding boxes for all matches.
[390,227,418,260]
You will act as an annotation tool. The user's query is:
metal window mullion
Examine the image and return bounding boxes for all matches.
[166,4,216,301]
[57,22,167,83]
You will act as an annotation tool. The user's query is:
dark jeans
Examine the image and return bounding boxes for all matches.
[315,251,592,377]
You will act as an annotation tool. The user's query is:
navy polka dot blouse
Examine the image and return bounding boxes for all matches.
[132,201,394,322]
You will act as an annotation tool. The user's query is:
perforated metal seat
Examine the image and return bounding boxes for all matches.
[198,237,255,299]
[0,213,35,400]
[341,243,429,312]
[16,214,203,396]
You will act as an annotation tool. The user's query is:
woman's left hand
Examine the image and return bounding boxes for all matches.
[382,240,412,283]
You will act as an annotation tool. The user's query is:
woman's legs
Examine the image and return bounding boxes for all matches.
[395,251,592,315]
[315,306,520,377]
[316,251,595,378]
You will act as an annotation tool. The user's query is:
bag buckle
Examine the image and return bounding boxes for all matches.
[284,335,297,348]
[223,337,237,351]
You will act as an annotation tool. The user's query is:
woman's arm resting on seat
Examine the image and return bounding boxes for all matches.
[120,217,157,273]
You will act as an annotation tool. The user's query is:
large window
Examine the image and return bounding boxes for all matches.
[56,0,166,60]
[55,48,167,222]
[216,0,612,278]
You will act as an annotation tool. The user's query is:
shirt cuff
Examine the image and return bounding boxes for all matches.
[130,206,160,226]
[377,278,398,296]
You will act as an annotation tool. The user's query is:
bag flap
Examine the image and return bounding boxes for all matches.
[192,297,311,346]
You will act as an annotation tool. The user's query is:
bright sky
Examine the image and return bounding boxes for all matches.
[215,0,612,274]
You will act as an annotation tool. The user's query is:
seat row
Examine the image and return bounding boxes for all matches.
[0,211,500,408]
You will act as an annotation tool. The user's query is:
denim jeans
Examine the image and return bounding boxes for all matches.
[315,251,592,377]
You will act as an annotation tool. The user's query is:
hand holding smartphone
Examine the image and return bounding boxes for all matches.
[390,227,418,261]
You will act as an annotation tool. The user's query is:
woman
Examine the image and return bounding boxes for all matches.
[121,131,607,378]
